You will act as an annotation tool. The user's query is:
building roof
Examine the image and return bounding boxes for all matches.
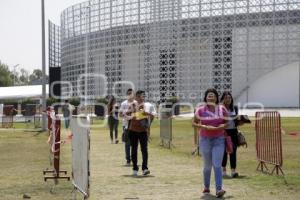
[0,85,49,100]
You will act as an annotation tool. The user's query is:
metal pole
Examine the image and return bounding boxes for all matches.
[85,9,88,108]
[41,0,47,130]
[84,5,91,110]
[298,52,300,108]
[12,64,19,86]
[14,66,16,86]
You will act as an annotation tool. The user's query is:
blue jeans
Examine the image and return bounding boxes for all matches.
[123,126,131,162]
[200,136,225,191]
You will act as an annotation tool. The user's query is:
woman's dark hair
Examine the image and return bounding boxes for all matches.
[203,88,219,104]
[220,91,234,111]
[107,95,116,112]
[108,95,115,104]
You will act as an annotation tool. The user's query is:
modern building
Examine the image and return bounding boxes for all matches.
[49,0,300,107]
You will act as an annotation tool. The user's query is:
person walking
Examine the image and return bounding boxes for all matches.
[127,90,156,176]
[62,100,73,129]
[107,96,119,144]
[221,91,240,178]
[193,88,228,198]
[119,89,135,165]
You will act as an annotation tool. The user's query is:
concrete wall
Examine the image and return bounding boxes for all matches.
[237,62,300,107]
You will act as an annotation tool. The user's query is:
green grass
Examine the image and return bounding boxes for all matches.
[0,117,300,199]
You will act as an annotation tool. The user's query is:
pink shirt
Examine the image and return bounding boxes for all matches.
[196,105,228,138]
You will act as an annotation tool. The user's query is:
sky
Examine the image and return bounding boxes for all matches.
[0,0,85,73]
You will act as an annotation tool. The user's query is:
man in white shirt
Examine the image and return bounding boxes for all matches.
[119,89,135,165]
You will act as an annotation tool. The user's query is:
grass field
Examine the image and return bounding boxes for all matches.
[0,117,300,199]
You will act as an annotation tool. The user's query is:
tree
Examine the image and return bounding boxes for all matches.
[0,61,13,87]
[33,69,42,79]
[29,74,36,83]
[19,68,29,85]
[29,69,43,82]
[28,69,48,85]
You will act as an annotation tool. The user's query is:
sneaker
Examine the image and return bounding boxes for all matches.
[132,170,138,176]
[142,169,150,176]
[216,190,226,198]
[222,171,229,178]
[115,139,119,144]
[231,172,239,178]
[126,160,131,165]
[202,188,210,194]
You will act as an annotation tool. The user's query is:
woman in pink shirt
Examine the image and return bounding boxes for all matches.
[193,88,228,198]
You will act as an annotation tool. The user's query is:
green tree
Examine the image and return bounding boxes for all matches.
[29,74,36,83]
[28,69,48,85]
[19,68,29,85]
[0,61,13,87]
[29,69,43,82]
[33,69,42,79]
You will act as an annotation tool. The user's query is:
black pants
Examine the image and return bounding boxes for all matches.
[108,116,119,141]
[222,128,238,169]
[129,131,148,171]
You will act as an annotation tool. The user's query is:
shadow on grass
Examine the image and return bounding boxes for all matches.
[223,175,248,180]
[23,129,44,133]
[121,164,132,168]
[200,194,234,200]
[121,175,155,178]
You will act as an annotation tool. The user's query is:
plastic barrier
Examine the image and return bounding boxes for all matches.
[71,116,90,199]
[160,109,172,148]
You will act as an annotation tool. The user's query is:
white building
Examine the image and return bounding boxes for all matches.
[49,0,300,107]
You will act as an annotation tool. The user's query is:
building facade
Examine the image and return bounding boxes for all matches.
[49,0,300,107]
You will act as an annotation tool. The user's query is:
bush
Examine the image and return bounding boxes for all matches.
[96,97,108,105]
[69,98,80,106]
[46,97,59,106]
[166,96,179,104]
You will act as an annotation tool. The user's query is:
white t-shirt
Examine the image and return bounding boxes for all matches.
[143,102,157,117]
[120,99,136,129]
[227,109,237,129]
[120,100,157,129]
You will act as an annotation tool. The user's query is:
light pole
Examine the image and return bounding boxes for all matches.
[84,4,91,110]
[74,5,91,114]
[41,0,47,131]
[298,51,300,108]
[77,4,91,112]
[12,64,19,85]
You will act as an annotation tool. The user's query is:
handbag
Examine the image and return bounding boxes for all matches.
[225,135,233,154]
[237,131,247,148]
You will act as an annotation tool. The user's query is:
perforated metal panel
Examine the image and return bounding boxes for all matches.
[56,0,300,103]
[49,20,61,68]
